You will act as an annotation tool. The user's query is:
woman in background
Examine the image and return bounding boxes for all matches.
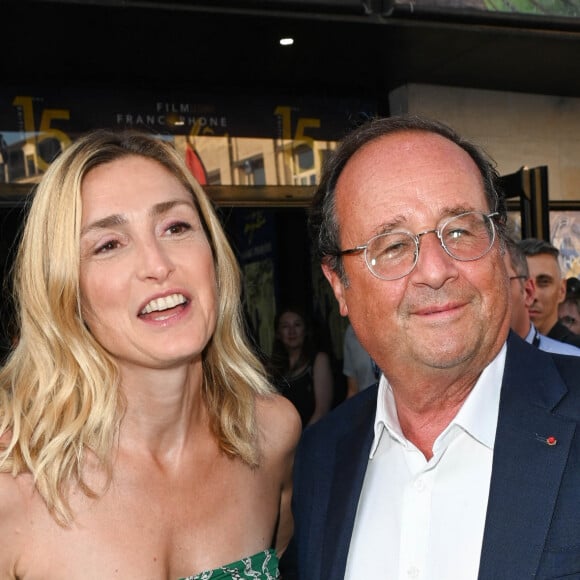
[269,307,333,428]
[0,130,301,579]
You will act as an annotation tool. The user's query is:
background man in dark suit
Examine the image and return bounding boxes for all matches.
[285,115,580,580]
[504,236,580,355]
[519,237,580,348]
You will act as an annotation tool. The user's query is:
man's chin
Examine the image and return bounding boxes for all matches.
[408,339,481,371]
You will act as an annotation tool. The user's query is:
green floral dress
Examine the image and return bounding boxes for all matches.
[179,549,279,580]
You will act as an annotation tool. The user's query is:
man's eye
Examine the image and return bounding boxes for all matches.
[447,228,470,240]
[383,240,412,258]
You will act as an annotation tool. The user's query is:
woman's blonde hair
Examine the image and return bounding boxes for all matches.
[0,129,274,524]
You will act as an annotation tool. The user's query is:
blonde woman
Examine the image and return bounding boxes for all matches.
[0,130,301,579]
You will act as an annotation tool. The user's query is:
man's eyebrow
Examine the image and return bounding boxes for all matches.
[375,216,407,235]
[374,205,477,235]
[440,204,480,217]
[81,199,196,236]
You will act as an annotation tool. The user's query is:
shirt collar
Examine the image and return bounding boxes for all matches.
[370,343,507,458]
[524,323,536,344]
[525,323,542,347]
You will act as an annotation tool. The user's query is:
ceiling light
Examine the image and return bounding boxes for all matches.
[279,37,294,46]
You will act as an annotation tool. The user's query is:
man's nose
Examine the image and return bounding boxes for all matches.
[412,230,458,287]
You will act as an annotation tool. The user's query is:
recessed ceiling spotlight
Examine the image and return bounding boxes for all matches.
[279,37,294,46]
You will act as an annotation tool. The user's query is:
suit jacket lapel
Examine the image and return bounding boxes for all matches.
[479,335,576,580]
[321,388,377,579]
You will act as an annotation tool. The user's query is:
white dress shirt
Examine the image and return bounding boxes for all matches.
[344,344,506,580]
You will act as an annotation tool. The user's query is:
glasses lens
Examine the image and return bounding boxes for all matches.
[366,232,417,280]
[441,212,495,261]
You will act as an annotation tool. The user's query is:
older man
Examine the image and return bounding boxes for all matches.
[285,116,580,580]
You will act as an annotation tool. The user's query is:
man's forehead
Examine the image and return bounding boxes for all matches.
[528,253,561,276]
[338,131,483,191]
[356,129,469,158]
[334,132,487,233]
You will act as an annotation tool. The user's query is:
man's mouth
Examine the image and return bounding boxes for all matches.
[413,302,464,316]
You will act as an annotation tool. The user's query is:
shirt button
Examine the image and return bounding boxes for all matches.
[414,478,425,492]
[407,566,420,578]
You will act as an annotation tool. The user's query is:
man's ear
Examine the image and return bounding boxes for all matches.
[557,277,567,305]
[321,260,349,317]
[524,277,535,309]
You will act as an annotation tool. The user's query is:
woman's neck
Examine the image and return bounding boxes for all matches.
[287,349,307,374]
[117,359,206,458]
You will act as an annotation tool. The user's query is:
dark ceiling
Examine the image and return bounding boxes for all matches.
[4,0,580,103]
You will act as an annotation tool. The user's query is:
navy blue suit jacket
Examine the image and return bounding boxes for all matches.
[284,333,580,579]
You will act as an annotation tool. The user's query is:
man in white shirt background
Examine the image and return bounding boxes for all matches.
[342,322,377,397]
[504,236,580,356]
[519,237,580,348]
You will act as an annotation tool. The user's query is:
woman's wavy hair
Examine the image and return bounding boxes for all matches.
[309,114,507,283]
[0,129,274,524]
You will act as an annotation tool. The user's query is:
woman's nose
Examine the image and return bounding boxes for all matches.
[136,238,175,281]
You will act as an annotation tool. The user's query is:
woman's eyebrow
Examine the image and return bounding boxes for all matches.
[81,199,196,236]
[150,199,195,217]
[81,214,127,236]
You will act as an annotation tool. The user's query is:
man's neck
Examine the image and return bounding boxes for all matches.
[396,400,466,460]
[514,319,532,340]
[390,374,477,460]
[536,315,558,335]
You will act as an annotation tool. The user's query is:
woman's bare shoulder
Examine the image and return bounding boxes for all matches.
[0,472,31,573]
[313,350,332,367]
[0,433,29,515]
[255,393,302,455]
[0,470,32,520]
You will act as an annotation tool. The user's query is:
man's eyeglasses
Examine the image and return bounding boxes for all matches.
[337,211,499,281]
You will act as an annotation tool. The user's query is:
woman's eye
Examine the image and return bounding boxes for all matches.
[166,221,192,235]
[95,240,119,254]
